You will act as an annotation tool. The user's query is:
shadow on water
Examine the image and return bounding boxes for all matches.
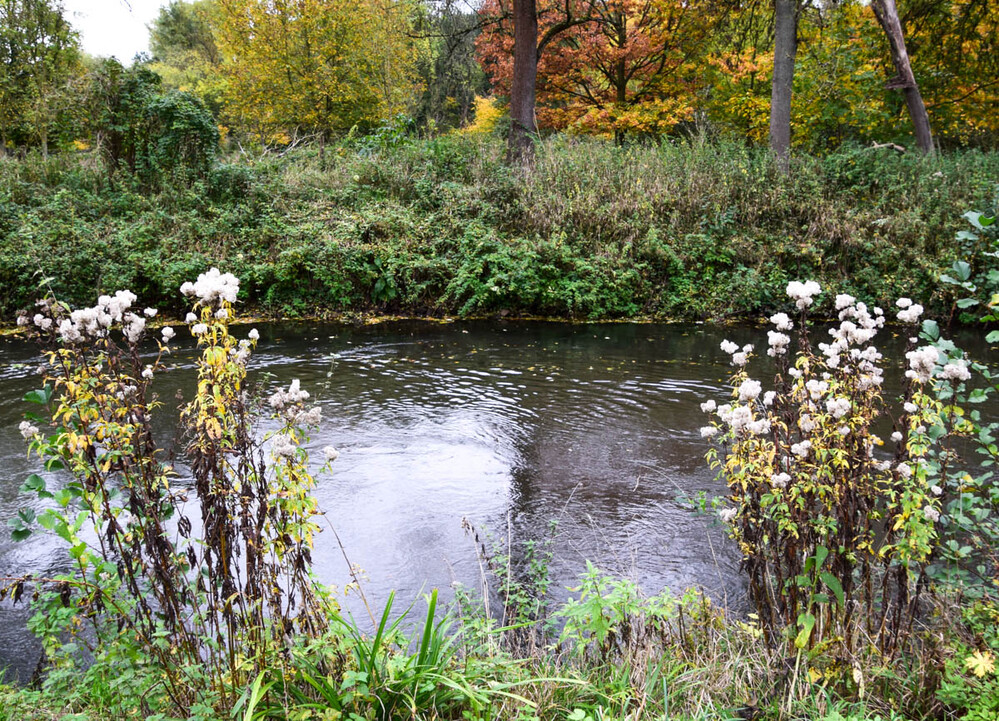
[2,318,984,683]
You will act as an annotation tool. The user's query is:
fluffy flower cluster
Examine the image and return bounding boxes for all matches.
[720,340,753,367]
[826,396,851,419]
[270,432,298,459]
[786,280,821,310]
[19,420,39,440]
[738,379,762,402]
[939,361,971,382]
[269,379,310,411]
[896,298,924,324]
[26,290,153,346]
[905,346,938,383]
[323,446,340,463]
[769,312,793,331]
[180,268,239,306]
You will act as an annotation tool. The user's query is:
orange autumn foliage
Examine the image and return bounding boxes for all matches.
[477,0,721,139]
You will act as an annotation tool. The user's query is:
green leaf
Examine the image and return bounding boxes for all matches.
[921,319,940,341]
[11,529,32,542]
[795,613,816,649]
[952,260,972,282]
[20,474,46,493]
[819,572,845,608]
[969,389,989,404]
[965,211,986,230]
[957,298,979,309]
[987,331,999,343]
[814,545,829,570]
[22,386,52,405]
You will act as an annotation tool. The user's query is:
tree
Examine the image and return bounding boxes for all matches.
[214,0,417,145]
[871,0,933,153]
[147,0,225,114]
[0,0,80,155]
[478,0,599,160]
[768,0,799,172]
[538,0,719,142]
[411,0,489,130]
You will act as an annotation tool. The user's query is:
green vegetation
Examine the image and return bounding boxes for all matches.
[2,215,999,718]
[2,135,997,323]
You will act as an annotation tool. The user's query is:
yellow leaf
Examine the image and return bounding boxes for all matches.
[965,650,996,678]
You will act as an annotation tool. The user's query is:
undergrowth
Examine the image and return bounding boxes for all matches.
[1,136,997,321]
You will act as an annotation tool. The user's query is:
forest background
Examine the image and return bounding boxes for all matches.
[0,0,997,321]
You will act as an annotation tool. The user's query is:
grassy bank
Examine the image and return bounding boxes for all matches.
[1,136,997,322]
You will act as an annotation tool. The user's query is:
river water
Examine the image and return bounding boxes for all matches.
[0,319,983,682]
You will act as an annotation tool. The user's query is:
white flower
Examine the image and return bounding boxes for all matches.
[720,339,739,355]
[896,297,912,309]
[771,472,791,489]
[192,323,208,336]
[186,312,198,323]
[791,440,812,457]
[701,400,717,413]
[767,331,791,357]
[923,506,940,522]
[769,312,793,331]
[826,397,851,419]
[719,508,738,523]
[763,391,776,406]
[786,280,821,309]
[897,304,924,324]
[215,308,229,320]
[141,366,154,380]
[903,402,918,414]
[896,463,913,479]
[18,421,39,440]
[731,352,749,367]
[269,379,311,411]
[700,426,719,439]
[323,446,340,463]
[835,294,856,310]
[906,346,938,383]
[143,307,158,318]
[270,432,297,459]
[799,414,816,433]
[931,485,942,496]
[738,379,762,402]
[838,425,850,436]
[891,431,903,442]
[122,313,145,344]
[300,406,323,425]
[185,267,240,305]
[746,418,771,435]
[788,367,802,379]
[940,362,971,382]
[248,328,260,341]
[161,326,175,341]
[806,379,828,401]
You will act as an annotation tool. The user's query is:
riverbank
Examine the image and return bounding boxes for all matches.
[2,136,997,323]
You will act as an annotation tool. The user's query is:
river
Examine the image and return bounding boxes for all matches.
[1,318,980,683]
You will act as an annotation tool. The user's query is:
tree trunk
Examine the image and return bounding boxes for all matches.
[871,0,934,154]
[508,0,538,163]
[769,0,798,174]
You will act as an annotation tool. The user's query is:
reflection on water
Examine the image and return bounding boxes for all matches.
[6,318,943,682]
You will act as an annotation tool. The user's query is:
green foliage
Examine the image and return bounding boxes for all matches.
[85,58,218,189]
[1,136,998,322]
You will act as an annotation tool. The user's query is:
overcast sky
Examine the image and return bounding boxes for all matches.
[63,0,167,63]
